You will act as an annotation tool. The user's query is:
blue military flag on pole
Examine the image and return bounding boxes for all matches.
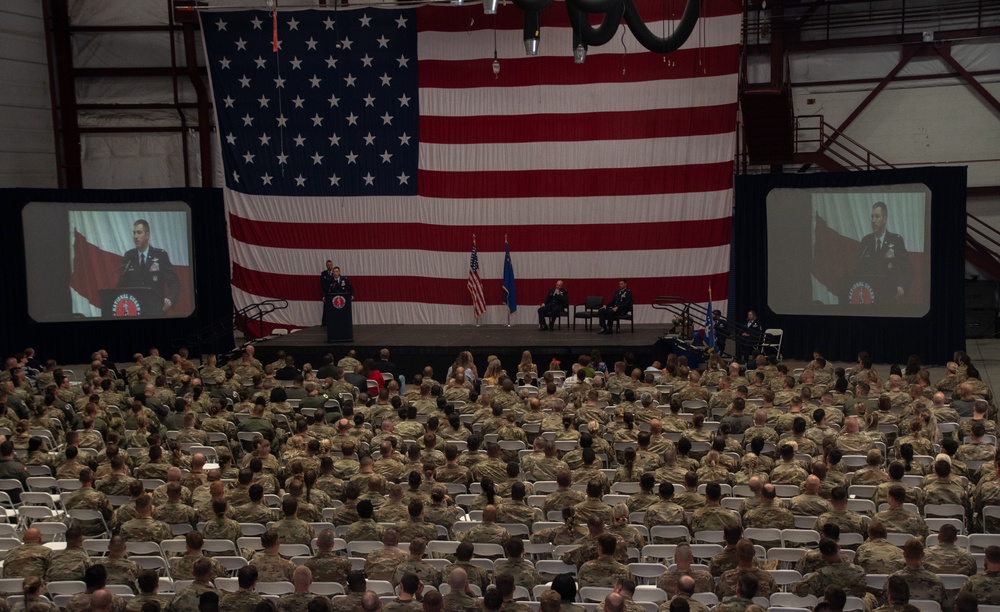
[704,285,716,353]
[503,237,517,314]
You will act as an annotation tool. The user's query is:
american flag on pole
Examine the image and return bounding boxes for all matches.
[200,1,740,330]
[468,236,487,319]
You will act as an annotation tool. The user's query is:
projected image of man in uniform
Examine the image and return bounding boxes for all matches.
[858,201,911,300]
[117,219,180,312]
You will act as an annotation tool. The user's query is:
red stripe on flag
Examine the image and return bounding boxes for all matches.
[70,231,123,307]
[419,46,740,88]
[421,105,739,144]
[231,263,729,304]
[418,162,734,199]
[228,215,732,252]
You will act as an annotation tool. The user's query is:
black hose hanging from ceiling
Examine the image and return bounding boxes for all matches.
[623,0,700,54]
[566,0,624,47]
[565,0,621,15]
[511,0,554,13]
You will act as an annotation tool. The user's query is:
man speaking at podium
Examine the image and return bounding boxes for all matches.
[117,219,179,312]
[857,201,912,301]
[321,261,353,323]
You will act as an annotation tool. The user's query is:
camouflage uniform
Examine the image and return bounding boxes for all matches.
[573,499,613,525]
[923,542,978,576]
[230,501,275,525]
[375,502,408,524]
[275,591,316,612]
[743,503,795,530]
[126,594,172,612]
[958,569,1000,604]
[814,510,868,537]
[626,492,659,513]
[577,557,634,588]
[542,489,585,515]
[220,589,264,612]
[382,598,423,612]
[272,517,316,545]
[171,554,229,580]
[303,551,352,586]
[460,521,510,545]
[673,491,706,513]
[656,567,714,597]
[923,477,968,509]
[65,592,127,612]
[63,487,114,536]
[530,457,569,482]
[494,556,543,589]
[344,518,385,543]
[442,591,481,612]
[872,507,929,538]
[560,533,629,567]
[444,561,491,591]
[364,546,410,581]
[94,556,140,589]
[154,501,199,527]
[97,473,139,496]
[120,517,174,542]
[791,562,867,599]
[716,567,779,598]
[250,551,295,581]
[874,482,925,510]
[497,501,538,527]
[392,557,442,587]
[885,566,945,602]
[715,596,754,612]
[787,493,832,517]
[45,546,91,582]
[530,524,587,546]
[1,541,51,578]
[204,516,243,543]
[659,594,710,612]
[794,550,827,576]
[855,538,906,574]
[690,505,740,533]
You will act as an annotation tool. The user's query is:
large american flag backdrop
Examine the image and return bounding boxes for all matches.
[200,0,740,331]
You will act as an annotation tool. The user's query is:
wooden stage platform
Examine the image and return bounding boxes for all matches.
[250,324,675,380]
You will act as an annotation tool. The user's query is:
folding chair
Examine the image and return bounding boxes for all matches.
[66,509,111,538]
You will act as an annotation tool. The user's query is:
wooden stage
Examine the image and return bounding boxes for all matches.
[250,324,675,379]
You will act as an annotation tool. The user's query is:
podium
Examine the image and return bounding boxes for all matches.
[325,292,353,342]
[844,273,892,307]
[100,287,164,318]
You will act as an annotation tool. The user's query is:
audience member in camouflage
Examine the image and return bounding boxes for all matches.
[119,495,173,542]
[171,532,230,581]
[442,568,482,612]
[392,538,443,587]
[872,486,929,539]
[792,539,868,600]
[884,539,945,604]
[494,539,543,589]
[716,541,779,599]
[167,558,220,612]
[219,566,264,612]
[305,529,352,587]
[958,544,1000,604]
[126,571,172,612]
[93,537,140,592]
[657,543,714,596]
[855,522,907,574]
[577,535,635,588]
[365,529,411,582]
[923,524,977,575]
[45,526,91,582]
[249,530,295,582]
[1,528,51,579]
[63,469,114,536]
[444,542,492,592]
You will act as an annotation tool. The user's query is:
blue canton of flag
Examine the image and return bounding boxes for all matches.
[203,9,419,196]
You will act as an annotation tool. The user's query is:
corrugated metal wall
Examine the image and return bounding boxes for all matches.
[0,0,56,187]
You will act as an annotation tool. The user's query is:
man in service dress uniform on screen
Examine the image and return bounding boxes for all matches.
[857,201,912,301]
[117,219,180,313]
